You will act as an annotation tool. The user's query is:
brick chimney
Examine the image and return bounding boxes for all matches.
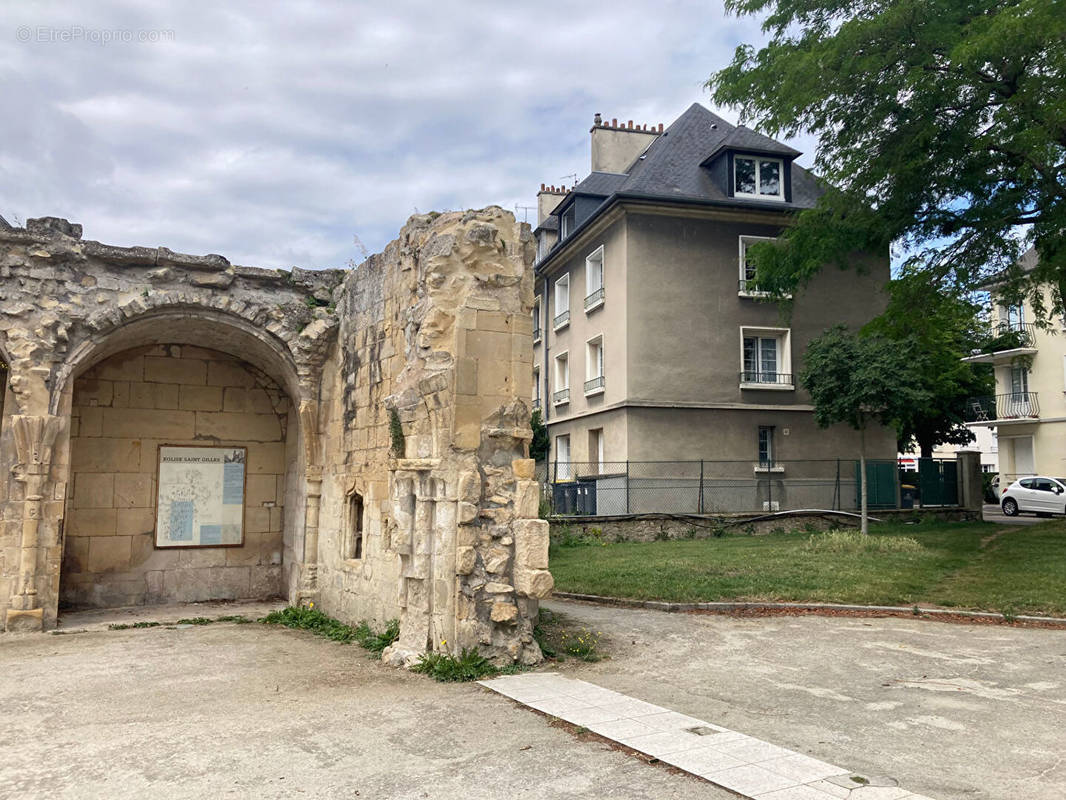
[589,113,662,173]
[536,184,567,225]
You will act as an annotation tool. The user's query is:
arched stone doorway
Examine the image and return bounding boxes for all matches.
[47,309,319,621]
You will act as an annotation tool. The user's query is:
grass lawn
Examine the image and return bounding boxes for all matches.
[548,519,1066,616]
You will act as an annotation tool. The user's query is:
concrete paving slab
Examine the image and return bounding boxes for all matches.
[542,598,1066,800]
[0,620,734,800]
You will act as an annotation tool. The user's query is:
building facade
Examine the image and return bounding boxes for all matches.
[532,105,896,497]
[964,248,1066,481]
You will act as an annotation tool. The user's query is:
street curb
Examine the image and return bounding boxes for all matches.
[550,591,1066,626]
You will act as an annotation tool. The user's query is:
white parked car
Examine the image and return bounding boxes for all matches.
[1000,476,1066,516]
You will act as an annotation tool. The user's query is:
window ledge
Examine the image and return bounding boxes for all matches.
[584,387,605,397]
[553,321,569,333]
[342,558,364,569]
[738,290,792,300]
[754,466,785,473]
[584,298,604,313]
[740,382,795,391]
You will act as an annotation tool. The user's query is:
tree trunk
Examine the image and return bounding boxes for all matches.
[860,424,869,535]
[919,440,933,460]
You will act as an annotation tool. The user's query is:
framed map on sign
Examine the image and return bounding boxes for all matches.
[155,445,246,548]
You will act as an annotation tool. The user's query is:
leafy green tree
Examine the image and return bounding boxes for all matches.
[800,326,929,532]
[530,409,550,462]
[708,0,1066,314]
[863,272,994,457]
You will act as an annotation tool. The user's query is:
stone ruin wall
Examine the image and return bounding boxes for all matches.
[314,208,551,665]
[0,209,551,665]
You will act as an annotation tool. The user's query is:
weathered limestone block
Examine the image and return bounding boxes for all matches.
[512,458,535,480]
[514,519,549,570]
[514,480,539,520]
[490,601,517,623]
[514,568,554,599]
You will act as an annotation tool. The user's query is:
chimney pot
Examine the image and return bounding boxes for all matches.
[658,123,664,132]
[612,118,617,127]
[627,120,633,129]
[593,112,602,126]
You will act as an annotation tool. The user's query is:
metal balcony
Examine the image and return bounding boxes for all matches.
[738,279,769,296]
[584,287,605,311]
[739,371,794,387]
[962,322,1038,364]
[553,310,570,330]
[532,397,541,410]
[584,375,605,394]
[552,388,570,405]
[965,392,1040,423]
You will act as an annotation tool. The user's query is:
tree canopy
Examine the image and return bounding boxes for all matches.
[799,326,929,531]
[863,272,994,457]
[708,0,1066,312]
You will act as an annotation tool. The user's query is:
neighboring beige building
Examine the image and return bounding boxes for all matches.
[963,248,1066,480]
[531,105,895,509]
[0,210,551,667]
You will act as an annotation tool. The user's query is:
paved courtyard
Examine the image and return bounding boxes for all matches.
[0,603,729,800]
[1,599,1062,799]
[543,598,1066,800]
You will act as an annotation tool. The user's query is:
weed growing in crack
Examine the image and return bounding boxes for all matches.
[412,648,498,682]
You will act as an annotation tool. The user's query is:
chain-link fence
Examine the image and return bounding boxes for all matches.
[536,458,960,516]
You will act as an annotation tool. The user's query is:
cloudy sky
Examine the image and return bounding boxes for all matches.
[1,1,813,269]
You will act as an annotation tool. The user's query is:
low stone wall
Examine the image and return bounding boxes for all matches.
[549,508,980,543]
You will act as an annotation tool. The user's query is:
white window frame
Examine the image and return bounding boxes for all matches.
[553,351,570,406]
[733,155,785,201]
[584,334,605,396]
[555,434,572,481]
[584,245,605,312]
[553,274,570,331]
[532,366,541,408]
[532,295,542,343]
[737,235,781,297]
[560,206,575,238]
[589,428,604,472]
[739,327,793,390]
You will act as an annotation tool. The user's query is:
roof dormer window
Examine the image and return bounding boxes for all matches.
[734,156,784,201]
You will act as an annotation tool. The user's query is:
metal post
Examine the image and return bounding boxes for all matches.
[625,460,630,514]
[767,468,773,512]
[833,458,840,510]
[698,459,704,514]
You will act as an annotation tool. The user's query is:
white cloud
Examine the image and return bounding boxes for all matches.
[0,0,809,267]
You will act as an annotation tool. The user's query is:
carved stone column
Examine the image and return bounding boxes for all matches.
[7,414,64,631]
[297,399,321,604]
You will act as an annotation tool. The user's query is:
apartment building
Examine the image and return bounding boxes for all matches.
[963,247,1066,480]
[531,104,896,482]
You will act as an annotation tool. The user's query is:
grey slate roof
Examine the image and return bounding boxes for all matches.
[617,103,820,209]
[534,216,559,233]
[572,171,628,198]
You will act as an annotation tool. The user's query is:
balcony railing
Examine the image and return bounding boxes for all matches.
[553,310,570,329]
[738,279,768,296]
[965,392,1040,422]
[533,326,541,343]
[553,387,570,405]
[739,371,794,387]
[983,321,1036,352]
[584,375,605,394]
[532,397,541,410]
[584,287,605,311]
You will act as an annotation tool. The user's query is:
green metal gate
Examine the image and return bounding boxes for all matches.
[918,459,958,507]
[855,460,898,509]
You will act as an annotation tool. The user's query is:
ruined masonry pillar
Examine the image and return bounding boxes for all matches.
[7,414,64,632]
[299,467,323,603]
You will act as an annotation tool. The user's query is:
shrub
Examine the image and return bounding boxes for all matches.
[412,647,498,682]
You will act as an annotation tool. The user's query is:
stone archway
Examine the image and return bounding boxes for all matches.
[44,308,323,623]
